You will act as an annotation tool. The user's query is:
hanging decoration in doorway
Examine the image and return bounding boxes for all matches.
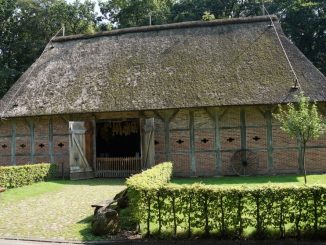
[108,121,138,136]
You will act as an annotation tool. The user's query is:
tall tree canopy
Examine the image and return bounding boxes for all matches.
[0,0,97,97]
[99,0,174,27]
[268,0,326,77]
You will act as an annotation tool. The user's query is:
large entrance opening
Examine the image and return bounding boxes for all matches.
[95,119,142,177]
[96,120,141,157]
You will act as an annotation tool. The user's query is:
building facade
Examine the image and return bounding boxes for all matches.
[0,16,325,178]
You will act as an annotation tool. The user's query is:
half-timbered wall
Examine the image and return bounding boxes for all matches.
[0,117,70,177]
[1,105,326,177]
[149,106,326,176]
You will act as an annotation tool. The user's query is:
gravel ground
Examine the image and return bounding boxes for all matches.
[0,179,125,241]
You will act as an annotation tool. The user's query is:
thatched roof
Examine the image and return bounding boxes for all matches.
[1,16,326,118]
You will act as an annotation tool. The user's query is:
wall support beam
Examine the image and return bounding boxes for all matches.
[92,119,97,174]
[205,107,225,176]
[214,111,222,176]
[29,120,35,163]
[164,116,171,161]
[11,120,16,165]
[266,109,274,174]
[189,110,196,176]
[240,107,246,150]
[162,109,179,161]
[48,117,54,163]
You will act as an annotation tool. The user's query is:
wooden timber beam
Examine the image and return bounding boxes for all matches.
[266,109,274,174]
[240,107,246,151]
[203,107,223,176]
[48,117,54,163]
[257,106,274,174]
[11,120,16,165]
[189,110,196,176]
[161,109,179,161]
[28,119,35,163]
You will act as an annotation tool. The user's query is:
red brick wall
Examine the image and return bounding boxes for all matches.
[0,120,12,166]
[151,106,326,176]
[0,117,70,177]
[1,106,326,178]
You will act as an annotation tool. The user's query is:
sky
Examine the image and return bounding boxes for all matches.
[66,0,101,15]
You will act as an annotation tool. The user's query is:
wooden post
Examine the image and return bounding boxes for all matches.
[214,111,222,176]
[205,108,226,176]
[164,115,171,161]
[240,108,246,150]
[48,117,54,163]
[162,110,179,161]
[29,119,35,163]
[143,118,155,169]
[92,119,97,175]
[189,110,196,176]
[11,120,16,165]
[266,109,274,174]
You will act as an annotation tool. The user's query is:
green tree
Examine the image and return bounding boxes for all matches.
[202,11,216,21]
[170,0,262,22]
[99,0,175,28]
[267,0,326,76]
[0,0,97,98]
[273,92,325,184]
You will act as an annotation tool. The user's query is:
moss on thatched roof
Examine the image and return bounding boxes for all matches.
[1,16,325,118]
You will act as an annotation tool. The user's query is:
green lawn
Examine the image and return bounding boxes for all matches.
[172,174,326,186]
[0,179,125,241]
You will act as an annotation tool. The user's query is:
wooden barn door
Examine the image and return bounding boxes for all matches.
[69,121,94,180]
[142,118,155,168]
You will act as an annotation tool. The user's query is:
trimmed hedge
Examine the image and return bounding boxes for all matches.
[126,162,173,229]
[126,162,172,190]
[0,163,57,188]
[127,163,326,239]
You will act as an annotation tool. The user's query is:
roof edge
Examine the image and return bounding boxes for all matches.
[53,15,277,43]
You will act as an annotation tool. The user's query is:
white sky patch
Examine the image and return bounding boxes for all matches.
[65,0,101,16]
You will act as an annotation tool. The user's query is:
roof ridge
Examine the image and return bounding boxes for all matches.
[53,15,277,43]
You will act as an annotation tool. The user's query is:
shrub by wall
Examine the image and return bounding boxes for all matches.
[126,162,172,190]
[126,162,173,227]
[0,163,57,188]
[127,163,326,239]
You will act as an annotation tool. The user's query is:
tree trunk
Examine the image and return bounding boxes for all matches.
[303,142,307,184]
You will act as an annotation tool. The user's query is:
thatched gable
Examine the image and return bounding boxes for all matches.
[1,16,325,118]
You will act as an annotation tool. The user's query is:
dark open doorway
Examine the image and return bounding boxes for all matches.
[96,119,141,158]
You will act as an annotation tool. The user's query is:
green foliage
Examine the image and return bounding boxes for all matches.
[126,162,173,191]
[126,163,326,239]
[273,92,325,182]
[99,0,174,28]
[268,0,326,75]
[0,163,57,188]
[202,11,215,21]
[172,174,326,185]
[0,0,97,98]
[274,92,325,143]
[126,162,173,234]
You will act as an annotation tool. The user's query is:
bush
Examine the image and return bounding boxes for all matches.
[0,163,57,188]
[126,162,173,233]
[126,163,326,239]
[126,162,172,190]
